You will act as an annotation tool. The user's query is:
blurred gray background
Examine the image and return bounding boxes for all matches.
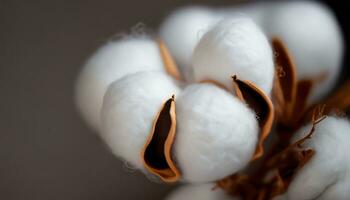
[0,0,347,200]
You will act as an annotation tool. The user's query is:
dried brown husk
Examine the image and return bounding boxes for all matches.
[272,38,298,123]
[141,96,180,182]
[232,75,274,160]
[140,40,182,182]
[158,39,182,81]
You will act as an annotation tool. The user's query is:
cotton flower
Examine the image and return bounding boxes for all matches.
[100,71,180,169]
[175,83,259,182]
[75,36,166,131]
[283,117,350,200]
[192,18,274,94]
[165,183,236,200]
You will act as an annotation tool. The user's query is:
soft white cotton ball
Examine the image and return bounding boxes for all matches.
[165,183,237,200]
[265,1,344,101]
[192,18,274,95]
[100,71,180,169]
[286,117,350,200]
[175,83,258,182]
[159,6,220,80]
[75,36,166,131]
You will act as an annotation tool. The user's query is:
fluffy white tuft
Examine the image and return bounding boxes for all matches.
[286,117,350,200]
[165,183,237,200]
[266,1,344,101]
[159,6,220,80]
[100,71,180,169]
[192,18,274,95]
[174,83,259,182]
[75,36,165,131]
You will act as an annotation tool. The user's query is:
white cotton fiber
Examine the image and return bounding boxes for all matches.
[265,1,344,101]
[100,71,180,169]
[75,36,165,131]
[192,18,274,95]
[285,117,350,200]
[159,6,220,80]
[174,83,258,182]
[165,183,237,200]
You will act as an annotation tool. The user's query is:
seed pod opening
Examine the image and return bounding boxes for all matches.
[141,96,180,182]
[232,75,274,160]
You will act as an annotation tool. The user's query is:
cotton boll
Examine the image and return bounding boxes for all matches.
[165,183,237,200]
[100,71,180,169]
[266,1,344,102]
[192,18,274,95]
[159,6,220,80]
[175,83,259,182]
[286,117,350,200]
[218,2,274,28]
[75,36,166,131]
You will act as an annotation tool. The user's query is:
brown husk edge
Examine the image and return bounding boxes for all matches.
[141,96,180,182]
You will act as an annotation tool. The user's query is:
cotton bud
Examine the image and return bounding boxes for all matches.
[266,1,344,101]
[165,183,237,200]
[192,18,274,95]
[159,6,220,80]
[75,36,165,131]
[285,117,350,200]
[100,71,180,169]
[175,83,259,182]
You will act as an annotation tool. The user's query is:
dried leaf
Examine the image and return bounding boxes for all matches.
[141,95,180,182]
[232,76,274,160]
[158,39,182,81]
